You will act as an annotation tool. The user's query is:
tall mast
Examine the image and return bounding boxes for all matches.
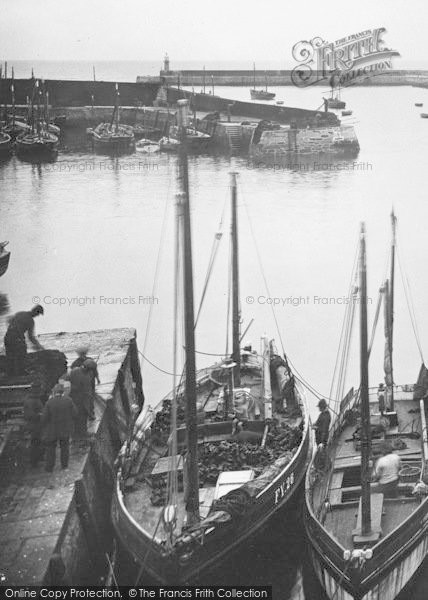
[253,62,256,90]
[11,67,15,129]
[231,172,241,387]
[389,210,397,409]
[177,99,200,526]
[359,223,372,536]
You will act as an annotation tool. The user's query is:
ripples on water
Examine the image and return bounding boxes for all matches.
[1,85,428,596]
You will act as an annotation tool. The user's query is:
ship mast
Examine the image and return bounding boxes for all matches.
[177,99,200,526]
[359,223,373,537]
[389,210,397,409]
[230,172,241,387]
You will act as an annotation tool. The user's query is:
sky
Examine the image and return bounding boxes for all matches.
[1,0,427,67]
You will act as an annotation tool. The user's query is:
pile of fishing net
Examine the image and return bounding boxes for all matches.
[150,399,185,443]
[198,422,302,486]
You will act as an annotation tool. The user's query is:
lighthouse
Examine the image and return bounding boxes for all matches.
[163,53,170,74]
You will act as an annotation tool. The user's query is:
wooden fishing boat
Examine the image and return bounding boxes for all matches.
[168,125,211,150]
[111,99,311,584]
[90,84,134,153]
[0,242,10,277]
[324,83,346,110]
[1,79,31,140]
[250,65,276,101]
[305,215,428,600]
[0,132,13,158]
[415,103,423,107]
[16,130,58,156]
[15,80,58,157]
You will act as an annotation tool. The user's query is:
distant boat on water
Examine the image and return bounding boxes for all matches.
[89,83,134,153]
[415,103,423,107]
[342,110,353,116]
[15,80,59,157]
[0,242,10,277]
[250,64,276,101]
[420,113,428,118]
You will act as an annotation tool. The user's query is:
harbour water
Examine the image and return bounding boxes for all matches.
[1,74,428,595]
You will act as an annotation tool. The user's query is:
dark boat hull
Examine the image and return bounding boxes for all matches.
[0,251,10,277]
[250,89,276,101]
[93,135,135,154]
[0,134,13,158]
[16,134,58,157]
[304,463,428,600]
[112,409,312,584]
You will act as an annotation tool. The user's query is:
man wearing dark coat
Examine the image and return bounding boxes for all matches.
[69,363,93,435]
[42,382,76,472]
[4,304,45,376]
[313,398,331,448]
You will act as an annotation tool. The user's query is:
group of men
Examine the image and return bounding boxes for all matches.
[3,305,100,472]
[25,346,100,471]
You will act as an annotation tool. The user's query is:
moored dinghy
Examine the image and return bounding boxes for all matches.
[305,214,428,600]
[111,99,311,584]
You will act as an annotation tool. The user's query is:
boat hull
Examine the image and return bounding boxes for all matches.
[93,135,135,154]
[250,90,276,101]
[0,134,13,158]
[112,406,312,583]
[304,465,428,600]
[0,251,10,277]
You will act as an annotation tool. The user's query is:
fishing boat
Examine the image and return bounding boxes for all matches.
[305,214,428,600]
[342,110,353,117]
[415,103,423,107]
[90,84,134,153]
[0,242,10,277]
[420,113,428,119]
[324,83,346,110]
[15,80,58,157]
[0,131,13,158]
[168,125,211,151]
[250,65,276,101]
[1,78,30,140]
[111,99,311,584]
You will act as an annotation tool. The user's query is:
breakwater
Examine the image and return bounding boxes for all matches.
[148,69,428,87]
[167,87,339,127]
[0,78,160,107]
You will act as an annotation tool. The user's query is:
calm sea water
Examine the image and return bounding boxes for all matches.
[1,72,428,596]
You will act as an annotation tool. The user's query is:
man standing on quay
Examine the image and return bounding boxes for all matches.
[42,382,76,472]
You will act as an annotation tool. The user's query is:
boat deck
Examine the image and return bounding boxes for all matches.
[317,388,424,550]
[123,364,302,542]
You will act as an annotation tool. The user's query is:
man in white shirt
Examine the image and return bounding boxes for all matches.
[372,440,401,498]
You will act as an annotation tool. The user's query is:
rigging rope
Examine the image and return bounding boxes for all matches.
[239,179,338,405]
[397,243,425,364]
[141,184,172,374]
